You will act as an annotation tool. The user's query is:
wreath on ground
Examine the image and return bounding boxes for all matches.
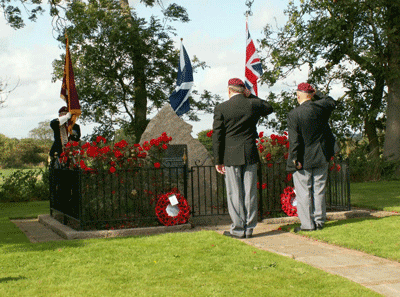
[280,186,298,217]
[155,190,191,226]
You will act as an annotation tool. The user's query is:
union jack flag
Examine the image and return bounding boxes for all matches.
[245,21,263,96]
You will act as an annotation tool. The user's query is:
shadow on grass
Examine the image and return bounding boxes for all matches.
[0,276,27,283]
[1,239,86,254]
[280,215,396,232]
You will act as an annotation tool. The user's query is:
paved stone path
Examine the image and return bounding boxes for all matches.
[11,209,400,297]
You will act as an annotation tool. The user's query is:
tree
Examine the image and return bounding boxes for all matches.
[52,0,221,142]
[29,120,53,141]
[0,0,173,29]
[0,77,19,107]
[259,0,400,162]
[197,129,213,157]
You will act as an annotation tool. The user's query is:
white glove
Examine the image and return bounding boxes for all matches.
[59,112,72,125]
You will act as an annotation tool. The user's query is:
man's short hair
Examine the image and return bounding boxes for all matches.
[229,85,245,94]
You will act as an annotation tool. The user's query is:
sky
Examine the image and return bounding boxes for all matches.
[0,0,342,140]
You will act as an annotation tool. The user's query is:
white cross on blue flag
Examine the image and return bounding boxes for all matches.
[169,42,194,116]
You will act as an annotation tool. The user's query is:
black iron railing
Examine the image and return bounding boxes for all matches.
[49,159,350,229]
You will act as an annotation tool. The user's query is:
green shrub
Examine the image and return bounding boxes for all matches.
[348,145,400,182]
[0,168,50,202]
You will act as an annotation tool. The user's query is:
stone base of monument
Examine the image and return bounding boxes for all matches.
[39,214,192,240]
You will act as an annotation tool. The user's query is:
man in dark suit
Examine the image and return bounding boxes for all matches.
[287,82,337,232]
[212,78,273,238]
[49,106,81,168]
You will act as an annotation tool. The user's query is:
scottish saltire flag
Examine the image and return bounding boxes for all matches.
[245,21,263,96]
[169,42,193,116]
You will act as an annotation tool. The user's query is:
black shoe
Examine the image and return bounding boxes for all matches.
[294,227,315,233]
[223,231,245,239]
[315,224,324,230]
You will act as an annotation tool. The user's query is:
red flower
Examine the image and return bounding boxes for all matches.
[72,141,79,147]
[80,160,87,169]
[259,131,264,138]
[114,140,128,149]
[110,161,116,166]
[109,167,116,174]
[336,164,341,171]
[206,130,213,137]
[265,152,272,161]
[286,173,293,182]
[101,146,111,154]
[114,150,123,158]
[284,152,289,160]
[66,142,72,148]
[154,162,161,169]
[262,183,267,189]
[267,163,273,168]
[284,131,288,136]
[162,144,168,150]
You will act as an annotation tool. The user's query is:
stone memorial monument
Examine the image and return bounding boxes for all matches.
[140,104,219,217]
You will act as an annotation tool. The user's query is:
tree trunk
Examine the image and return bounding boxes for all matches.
[364,75,385,158]
[364,118,380,158]
[119,0,148,142]
[383,1,400,163]
[383,73,400,162]
[134,69,148,143]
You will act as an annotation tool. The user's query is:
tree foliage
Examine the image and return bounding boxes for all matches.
[28,120,53,140]
[0,134,51,168]
[52,0,222,142]
[197,129,213,157]
[259,0,400,161]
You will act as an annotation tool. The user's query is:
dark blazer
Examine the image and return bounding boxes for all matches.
[50,119,81,157]
[212,93,273,166]
[286,92,336,171]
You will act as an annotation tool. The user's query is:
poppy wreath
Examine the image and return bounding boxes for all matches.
[155,190,191,226]
[280,186,298,217]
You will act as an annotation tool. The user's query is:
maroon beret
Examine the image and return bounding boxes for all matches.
[228,78,246,88]
[59,106,68,113]
[297,83,315,93]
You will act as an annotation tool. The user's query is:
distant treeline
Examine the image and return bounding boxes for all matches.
[0,134,51,168]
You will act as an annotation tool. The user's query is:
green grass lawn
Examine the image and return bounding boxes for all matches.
[0,202,379,297]
[280,180,400,262]
[351,180,400,212]
[285,216,400,262]
[0,233,379,297]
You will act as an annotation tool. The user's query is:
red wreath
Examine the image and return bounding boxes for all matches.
[155,190,191,226]
[280,186,298,217]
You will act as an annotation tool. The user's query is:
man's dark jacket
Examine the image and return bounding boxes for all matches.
[286,92,336,171]
[212,94,273,166]
[49,119,81,158]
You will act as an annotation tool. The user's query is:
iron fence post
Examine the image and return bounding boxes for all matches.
[346,158,351,210]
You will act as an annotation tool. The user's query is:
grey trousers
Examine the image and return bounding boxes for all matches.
[225,164,258,237]
[293,164,329,230]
